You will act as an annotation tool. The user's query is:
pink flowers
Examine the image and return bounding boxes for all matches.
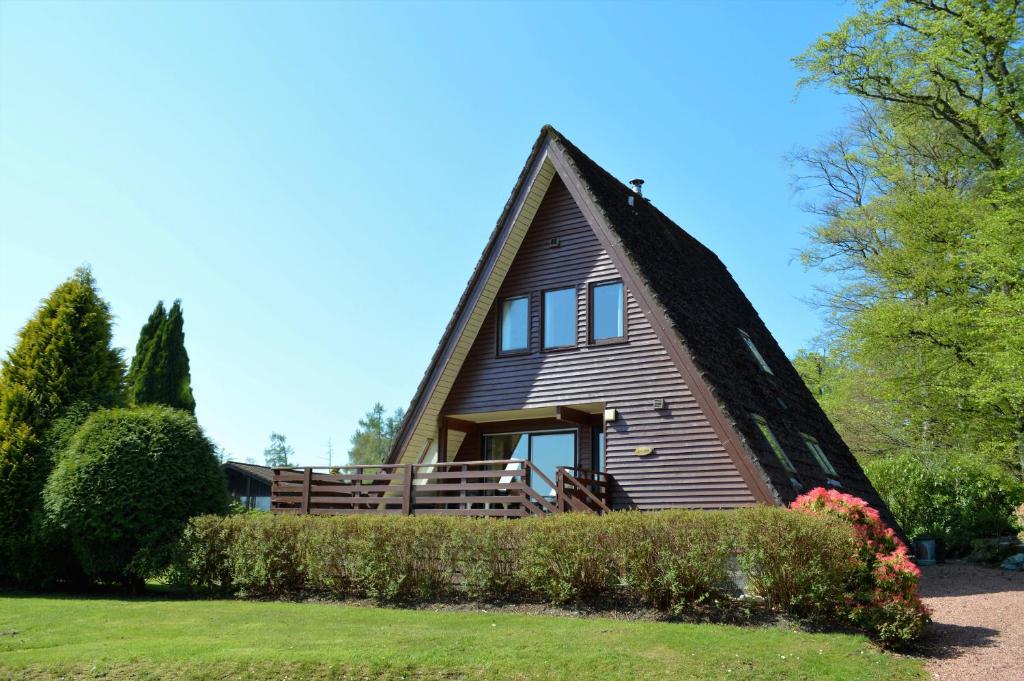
[790,487,930,645]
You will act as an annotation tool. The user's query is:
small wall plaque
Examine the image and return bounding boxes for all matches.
[634,446,654,457]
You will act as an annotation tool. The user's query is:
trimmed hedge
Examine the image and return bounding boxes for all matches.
[172,508,873,624]
[43,406,227,583]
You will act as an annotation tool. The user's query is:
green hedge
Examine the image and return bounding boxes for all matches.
[864,453,1024,554]
[43,406,227,583]
[172,508,859,617]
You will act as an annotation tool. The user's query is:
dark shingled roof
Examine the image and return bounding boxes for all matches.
[223,461,274,484]
[388,125,895,528]
[547,127,892,521]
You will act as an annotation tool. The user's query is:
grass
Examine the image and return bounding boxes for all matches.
[0,593,925,680]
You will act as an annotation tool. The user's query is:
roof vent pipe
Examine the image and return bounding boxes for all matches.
[629,178,645,196]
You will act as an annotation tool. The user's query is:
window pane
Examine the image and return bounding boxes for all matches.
[592,428,605,472]
[543,288,576,348]
[754,415,795,472]
[803,435,837,476]
[530,432,575,498]
[500,297,528,352]
[592,282,624,340]
[483,433,528,460]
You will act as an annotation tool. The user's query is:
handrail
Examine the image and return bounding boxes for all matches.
[556,466,612,513]
[271,460,610,517]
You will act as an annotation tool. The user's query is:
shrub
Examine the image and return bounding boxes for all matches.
[864,453,1024,554]
[43,406,227,584]
[519,513,614,604]
[791,488,930,646]
[458,517,529,601]
[224,513,309,597]
[171,514,237,593]
[172,501,928,644]
[610,510,737,611]
[1015,503,1024,542]
[736,505,858,618]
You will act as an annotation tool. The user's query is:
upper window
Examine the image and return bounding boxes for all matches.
[802,434,838,477]
[752,414,795,472]
[739,329,773,374]
[591,281,625,342]
[499,295,529,353]
[543,287,576,349]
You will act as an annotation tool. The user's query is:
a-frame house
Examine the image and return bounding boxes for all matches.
[380,125,891,516]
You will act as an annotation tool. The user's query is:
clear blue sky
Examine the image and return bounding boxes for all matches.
[1,1,854,467]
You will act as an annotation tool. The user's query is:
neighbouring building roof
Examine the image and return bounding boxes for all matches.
[387,125,894,524]
[223,461,274,485]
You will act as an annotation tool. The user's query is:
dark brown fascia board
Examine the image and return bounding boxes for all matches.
[444,416,479,434]
[545,141,779,506]
[555,405,602,427]
[386,134,556,464]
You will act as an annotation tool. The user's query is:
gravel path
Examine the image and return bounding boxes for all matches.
[917,563,1023,681]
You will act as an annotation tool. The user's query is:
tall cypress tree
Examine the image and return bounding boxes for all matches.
[0,267,126,581]
[126,301,165,408]
[126,300,196,413]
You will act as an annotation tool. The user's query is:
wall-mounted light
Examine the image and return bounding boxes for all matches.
[652,398,665,410]
[603,408,617,423]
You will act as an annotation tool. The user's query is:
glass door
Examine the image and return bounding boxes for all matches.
[527,431,576,498]
[481,430,577,499]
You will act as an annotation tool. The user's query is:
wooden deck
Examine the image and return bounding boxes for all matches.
[271,459,611,516]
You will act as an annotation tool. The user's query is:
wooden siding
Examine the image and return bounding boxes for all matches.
[393,157,558,465]
[443,177,756,509]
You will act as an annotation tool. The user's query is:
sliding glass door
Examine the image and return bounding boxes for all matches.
[483,430,576,498]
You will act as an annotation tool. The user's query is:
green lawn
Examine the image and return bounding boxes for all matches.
[0,594,924,680]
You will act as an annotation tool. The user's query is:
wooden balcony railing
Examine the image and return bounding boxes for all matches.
[271,459,606,517]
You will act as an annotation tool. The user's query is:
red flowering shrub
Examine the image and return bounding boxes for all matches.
[791,488,930,645]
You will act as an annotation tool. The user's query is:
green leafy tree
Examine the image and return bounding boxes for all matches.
[348,403,405,466]
[0,267,126,581]
[791,0,1024,476]
[126,300,196,413]
[263,432,293,467]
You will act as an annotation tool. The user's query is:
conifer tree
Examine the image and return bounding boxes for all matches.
[126,300,196,413]
[0,267,126,580]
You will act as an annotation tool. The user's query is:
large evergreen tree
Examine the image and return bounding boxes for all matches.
[126,300,196,413]
[0,267,126,580]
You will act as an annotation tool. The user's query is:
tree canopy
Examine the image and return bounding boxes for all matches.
[126,300,196,413]
[263,432,294,467]
[791,0,1023,477]
[0,267,126,580]
[348,403,405,466]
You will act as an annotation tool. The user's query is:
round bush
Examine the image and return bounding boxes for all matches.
[43,406,227,583]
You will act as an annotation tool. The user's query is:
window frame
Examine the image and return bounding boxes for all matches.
[752,414,796,472]
[497,294,531,356]
[540,285,578,351]
[588,279,627,345]
[801,433,838,477]
[739,328,774,375]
